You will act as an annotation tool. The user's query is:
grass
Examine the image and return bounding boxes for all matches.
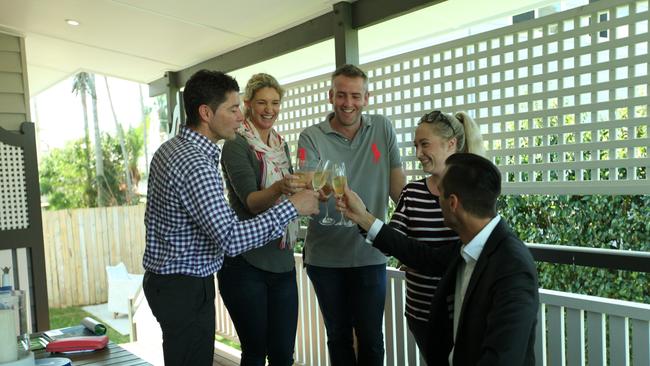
[49,307,130,344]
[215,334,241,351]
[50,306,241,350]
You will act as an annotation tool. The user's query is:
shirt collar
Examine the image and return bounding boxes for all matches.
[460,215,501,263]
[180,126,221,159]
[319,112,370,135]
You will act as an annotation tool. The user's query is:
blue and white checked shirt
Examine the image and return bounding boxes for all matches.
[143,127,297,277]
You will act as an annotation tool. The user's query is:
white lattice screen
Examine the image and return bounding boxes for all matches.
[0,142,29,230]
[276,75,332,155]
[276,0,649,195]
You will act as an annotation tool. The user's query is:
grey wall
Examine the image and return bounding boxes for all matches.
[0,32,30,131]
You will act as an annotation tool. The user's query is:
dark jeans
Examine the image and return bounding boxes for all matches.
[217,256,298,366]
[407,316,429,365]
[143,271,216,366]
[306,264,386,366]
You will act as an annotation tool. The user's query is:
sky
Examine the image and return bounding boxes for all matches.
[31,75,155,156]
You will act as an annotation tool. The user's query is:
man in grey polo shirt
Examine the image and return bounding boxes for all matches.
[298,64,406,365]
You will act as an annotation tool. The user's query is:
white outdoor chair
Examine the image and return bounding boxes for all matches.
[106,262,144,318]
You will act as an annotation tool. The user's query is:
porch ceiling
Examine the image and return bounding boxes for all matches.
[0,0,344,95]
[0,0,558,97]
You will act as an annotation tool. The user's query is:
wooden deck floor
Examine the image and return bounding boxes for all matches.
[121,341,240,366]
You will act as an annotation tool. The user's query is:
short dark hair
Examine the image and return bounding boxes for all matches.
[331,64,368,91]
[183,70,239,127]
[441,153,501,218]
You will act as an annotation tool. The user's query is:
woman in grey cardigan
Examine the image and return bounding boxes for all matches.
[219,73,304,366]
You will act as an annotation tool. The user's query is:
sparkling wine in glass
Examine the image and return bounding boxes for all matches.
[313,160,335,225]
[294,151,311,189]
[294,159,309,187]
[332,162,355,227]
[312,160,330,191]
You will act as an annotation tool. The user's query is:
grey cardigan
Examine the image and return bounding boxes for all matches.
[220,134,295,273]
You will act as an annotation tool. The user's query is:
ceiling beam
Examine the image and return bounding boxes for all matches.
[352,0,445,28]
[149,0,443,95]
[148,71,177,97]
[333,2,358,67]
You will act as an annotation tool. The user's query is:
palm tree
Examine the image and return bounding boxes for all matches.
[104,76,134,204]
[87,73,108,206]
[139,84,149,176]
[71,72,94,206]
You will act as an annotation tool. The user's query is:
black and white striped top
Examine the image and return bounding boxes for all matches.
[389,178,459,323]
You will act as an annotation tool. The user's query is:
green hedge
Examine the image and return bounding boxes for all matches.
[499,195,649,303]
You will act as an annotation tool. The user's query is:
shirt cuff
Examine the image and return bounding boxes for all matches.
[275,199,298,226]
[365,218,384,244]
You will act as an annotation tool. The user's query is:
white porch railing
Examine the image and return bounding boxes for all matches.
[208,254,650,366]
[128,255,650,365]
[537,289,650,366]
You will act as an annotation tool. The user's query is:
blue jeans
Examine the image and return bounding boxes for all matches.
[217,256,298,366]
[306,264,386,366]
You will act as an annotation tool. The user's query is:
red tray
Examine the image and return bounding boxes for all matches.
[45,336,109,353]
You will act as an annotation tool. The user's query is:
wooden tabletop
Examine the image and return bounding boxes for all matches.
[35,342,151,365]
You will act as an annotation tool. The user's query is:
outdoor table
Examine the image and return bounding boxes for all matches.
[34,340,151,365]
[30,325,151,366]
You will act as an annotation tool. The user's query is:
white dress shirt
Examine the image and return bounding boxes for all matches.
[449,215,501,365]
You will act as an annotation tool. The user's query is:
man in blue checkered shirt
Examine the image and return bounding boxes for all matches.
[142,70,319,366]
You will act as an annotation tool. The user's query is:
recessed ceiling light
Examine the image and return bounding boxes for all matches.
[65,19,80,26]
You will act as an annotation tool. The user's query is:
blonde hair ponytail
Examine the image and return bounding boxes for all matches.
[455,111,486,156]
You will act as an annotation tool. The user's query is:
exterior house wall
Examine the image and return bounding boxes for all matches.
[0,31,30,131]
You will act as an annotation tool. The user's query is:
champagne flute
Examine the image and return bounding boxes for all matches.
[312,160,335,225]
[332,162,355,227]
[293,155,310,190]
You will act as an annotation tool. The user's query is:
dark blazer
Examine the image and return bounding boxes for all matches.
[373,218,538,366]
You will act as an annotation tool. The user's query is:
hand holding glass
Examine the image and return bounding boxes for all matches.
[312,160,335,225]
[332,162,355,227]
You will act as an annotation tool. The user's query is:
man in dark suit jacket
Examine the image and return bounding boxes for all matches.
[337,153,539,366]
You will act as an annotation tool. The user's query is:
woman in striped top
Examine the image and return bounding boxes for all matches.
[389,110,485,357]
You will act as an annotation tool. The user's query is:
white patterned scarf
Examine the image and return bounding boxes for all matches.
[238,119,299,249]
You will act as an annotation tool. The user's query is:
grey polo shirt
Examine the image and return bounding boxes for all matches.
[298,113,402,267]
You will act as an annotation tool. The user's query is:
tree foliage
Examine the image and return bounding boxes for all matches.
[100,128,143,206]
[40,127,144,210]
[499,195,650,303]
[39,140,90,209]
